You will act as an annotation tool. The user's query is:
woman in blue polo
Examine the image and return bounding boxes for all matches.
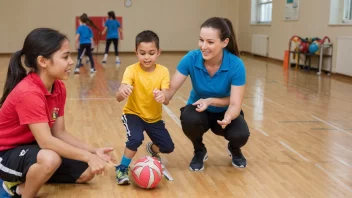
[165,17,250,171]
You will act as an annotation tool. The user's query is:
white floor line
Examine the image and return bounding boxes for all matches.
[332,157,352,169]
[176,96,187,104]
[162,105,181,128]
[315,163,352,193]
[311,115,352,137]
[279,141,310,162]
[264,97,286,109]
[242,103,253,110]
[256,129,269,137]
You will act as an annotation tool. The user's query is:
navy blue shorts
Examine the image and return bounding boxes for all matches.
[121,114,174,153]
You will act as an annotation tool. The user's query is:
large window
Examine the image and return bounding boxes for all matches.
[330,0,352,24]
[343,0,352,23]
[251,0,273,24]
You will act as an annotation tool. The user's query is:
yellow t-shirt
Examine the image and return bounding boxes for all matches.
[122,62,170,123]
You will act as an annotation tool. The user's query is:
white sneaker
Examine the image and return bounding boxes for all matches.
[74,68,79,74]
[90,68,96,73]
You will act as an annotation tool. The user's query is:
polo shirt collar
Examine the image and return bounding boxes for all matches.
[28,72,59,96]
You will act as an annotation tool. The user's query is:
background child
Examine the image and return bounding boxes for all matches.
[74,13,98,74]
[114,30,174,185]
[101,11,122,64]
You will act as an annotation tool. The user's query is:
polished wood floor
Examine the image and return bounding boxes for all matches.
[1,53,352,197]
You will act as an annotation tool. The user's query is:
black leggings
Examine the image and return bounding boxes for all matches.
[77,43,95,69]
[104,38,119,56]
[180,105,250,152]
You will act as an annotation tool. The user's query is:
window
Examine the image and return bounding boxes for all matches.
[251,0,273,24]
[343,0,352,23]
[330,0,352,24]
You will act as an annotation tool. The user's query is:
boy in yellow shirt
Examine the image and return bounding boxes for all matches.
[115,30,174,184]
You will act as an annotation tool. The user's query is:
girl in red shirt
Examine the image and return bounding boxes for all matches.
[0,28,114,198]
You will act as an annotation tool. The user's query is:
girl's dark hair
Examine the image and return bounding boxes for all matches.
[0,28,67,107]
[201,17,239,56]
[80,13,100,32]
[135,30,160,50]
[108,11,116,20]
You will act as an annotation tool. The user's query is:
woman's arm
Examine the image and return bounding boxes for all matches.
[217,85,245,128]
[164,71,188,104]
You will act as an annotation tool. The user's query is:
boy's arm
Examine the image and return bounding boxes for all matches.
[116,66,134,102]
[116,83,132,102]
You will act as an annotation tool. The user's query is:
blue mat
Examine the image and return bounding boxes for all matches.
[0,179,10,198]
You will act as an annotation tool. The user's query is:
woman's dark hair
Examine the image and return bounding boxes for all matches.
[201,17,239,56]
[80,13,100,32]
[0,28,67,107]
[108,11,116,20]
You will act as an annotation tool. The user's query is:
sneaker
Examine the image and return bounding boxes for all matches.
[90,68,96,73]
[189,148,208,171]
[2,181,21,197]
[102,60,107,64]
[116,60,121,64]
[74,67,80,74]
[115,165,130,185]
[146,142,161,162]
[227,143,247,168]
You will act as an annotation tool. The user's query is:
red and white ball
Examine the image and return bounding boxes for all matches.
[131,156,162,189]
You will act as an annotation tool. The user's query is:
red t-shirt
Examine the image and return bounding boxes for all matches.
[0,73,66,151]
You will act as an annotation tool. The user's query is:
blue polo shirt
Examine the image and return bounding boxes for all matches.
[76,25,93,44]
[105,19,121,39]
[177,49,246,113]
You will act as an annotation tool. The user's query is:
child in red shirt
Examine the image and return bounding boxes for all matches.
[0,28,113,198]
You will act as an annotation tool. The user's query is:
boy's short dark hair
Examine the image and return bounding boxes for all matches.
[135,30,159,50]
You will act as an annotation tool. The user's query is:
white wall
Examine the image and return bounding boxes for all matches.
[238,0,352,72]
[0,0,240,53]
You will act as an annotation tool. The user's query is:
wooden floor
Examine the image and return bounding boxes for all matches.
[1,53,352,197]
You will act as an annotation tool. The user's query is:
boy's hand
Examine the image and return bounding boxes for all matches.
[153,89,165,103]
[119,84,134,99]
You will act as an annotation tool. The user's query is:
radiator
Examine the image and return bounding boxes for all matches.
[336,36,352,77]
[251,35,269,57]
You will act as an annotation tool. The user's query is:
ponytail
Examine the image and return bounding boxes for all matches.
[80,13,100,32]
[87,18,100,32]
[0,50,27,107]
[201,17,240,57]
[222,18,239,57]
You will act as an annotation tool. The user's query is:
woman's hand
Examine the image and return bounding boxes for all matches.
[217,117,231,129]
[192,98,211,112]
